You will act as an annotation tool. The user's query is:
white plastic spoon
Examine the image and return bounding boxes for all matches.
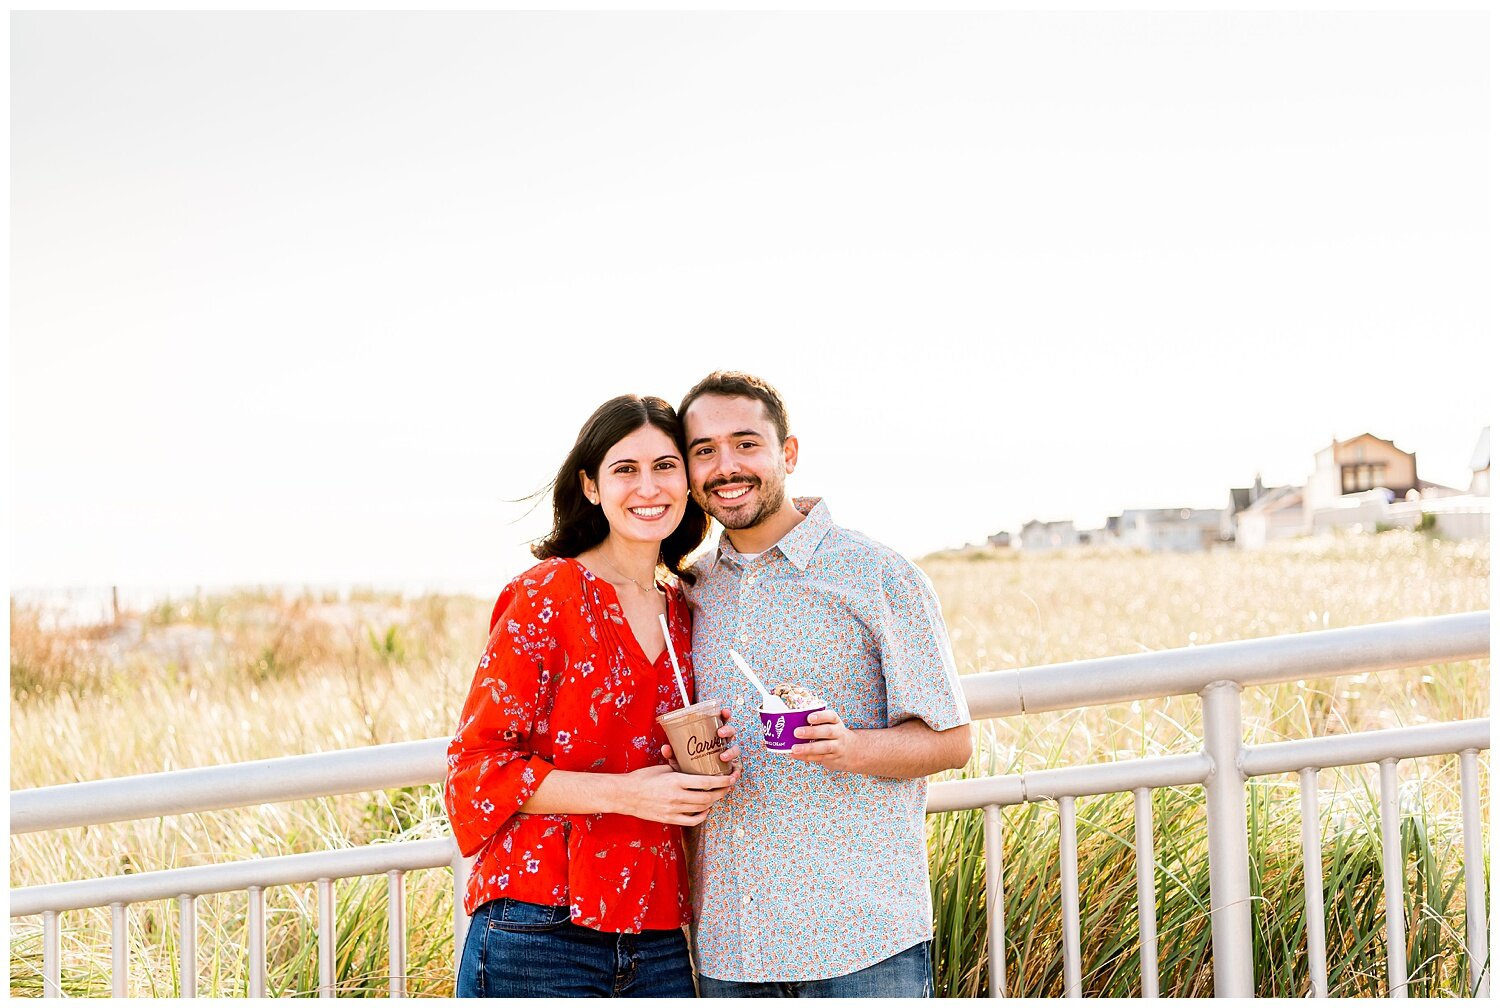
[728,648,786,711]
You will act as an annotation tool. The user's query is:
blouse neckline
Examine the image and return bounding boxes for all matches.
[562,557,676,669]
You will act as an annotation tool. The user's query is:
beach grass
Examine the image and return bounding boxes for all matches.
[9,530,1489,996]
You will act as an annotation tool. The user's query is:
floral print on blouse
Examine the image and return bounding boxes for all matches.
[444,556,696,933]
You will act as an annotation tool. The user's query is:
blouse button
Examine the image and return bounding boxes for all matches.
[741,894,752,906]
[735,695,744,706]
[735,827,745,839]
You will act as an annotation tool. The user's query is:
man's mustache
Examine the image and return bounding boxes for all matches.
[702,475,761,494]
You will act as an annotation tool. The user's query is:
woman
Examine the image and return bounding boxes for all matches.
[445,394,740,998]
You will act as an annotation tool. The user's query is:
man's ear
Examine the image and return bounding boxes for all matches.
[579,470,599,505]
[782,434,799,474]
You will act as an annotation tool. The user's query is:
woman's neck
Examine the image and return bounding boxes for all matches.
[592,536,660,589]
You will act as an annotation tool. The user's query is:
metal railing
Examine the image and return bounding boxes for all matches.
[9,611,1491,998]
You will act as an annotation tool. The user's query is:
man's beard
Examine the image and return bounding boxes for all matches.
[702,474,787,531]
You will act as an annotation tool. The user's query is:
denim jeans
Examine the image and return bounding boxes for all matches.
[456,898,696,998]
[697,940,933,998]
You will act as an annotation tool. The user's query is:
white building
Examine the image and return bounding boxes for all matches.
[1113,508,1226,552]
[1234,486,1305,550]
[1470,427,1490,497]
[1019,519,1078,551]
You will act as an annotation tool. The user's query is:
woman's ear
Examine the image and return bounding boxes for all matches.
[579,470,599,505]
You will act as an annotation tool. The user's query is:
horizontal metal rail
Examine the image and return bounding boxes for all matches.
[10,738,445,835]
[1241,719,1490,777]
[926,753,1211,813]
[13,612,1485,836]
[10,839,457,918]
[15,719,1487,919]
[962,610,1487,718]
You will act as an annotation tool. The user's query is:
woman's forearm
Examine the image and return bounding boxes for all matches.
[517,768,623,816]
[513,763,739,825]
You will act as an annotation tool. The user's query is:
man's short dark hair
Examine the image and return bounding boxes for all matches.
[678,371,791,445]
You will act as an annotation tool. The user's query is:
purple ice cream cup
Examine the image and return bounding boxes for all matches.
[759,704,828,753]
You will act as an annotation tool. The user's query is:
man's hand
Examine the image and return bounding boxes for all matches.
[788,709,861,771]
[790,715,972,779]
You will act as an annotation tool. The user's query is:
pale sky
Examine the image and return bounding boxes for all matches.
[9,11,1491,594]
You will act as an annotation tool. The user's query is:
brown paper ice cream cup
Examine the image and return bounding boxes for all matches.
[656,698,734,776]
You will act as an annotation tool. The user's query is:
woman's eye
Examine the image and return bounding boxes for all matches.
[656,460,678,470]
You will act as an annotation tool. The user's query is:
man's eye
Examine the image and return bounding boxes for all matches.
[738,442,757,450]
[695,447,715,457]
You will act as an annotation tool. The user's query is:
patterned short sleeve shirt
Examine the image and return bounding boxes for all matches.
[684,497,971,982]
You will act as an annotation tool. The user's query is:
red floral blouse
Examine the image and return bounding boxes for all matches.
[444,556,697,933]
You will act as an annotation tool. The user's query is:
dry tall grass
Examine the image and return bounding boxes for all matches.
[8,531,1490,996]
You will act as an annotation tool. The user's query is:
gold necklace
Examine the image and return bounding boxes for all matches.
[596,548,659,595]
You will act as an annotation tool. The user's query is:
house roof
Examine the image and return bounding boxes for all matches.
[1241,485,1303,514]
[1338,432,1401,450]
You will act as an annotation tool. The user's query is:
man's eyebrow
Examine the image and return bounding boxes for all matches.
[687,429,764,450]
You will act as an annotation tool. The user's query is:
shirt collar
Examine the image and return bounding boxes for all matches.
[714,496,833,573]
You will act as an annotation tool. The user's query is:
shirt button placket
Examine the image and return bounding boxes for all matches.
[737,567,752,644]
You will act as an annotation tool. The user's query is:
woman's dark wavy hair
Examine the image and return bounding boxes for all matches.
[532,395,710,585]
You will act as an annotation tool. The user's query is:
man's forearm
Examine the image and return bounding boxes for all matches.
[847,721,972,779]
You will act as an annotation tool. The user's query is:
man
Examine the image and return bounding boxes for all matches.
[675,370,972,998]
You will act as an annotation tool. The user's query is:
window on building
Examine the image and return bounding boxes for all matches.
[1342,463,1387,493]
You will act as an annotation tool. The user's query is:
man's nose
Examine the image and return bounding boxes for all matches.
[708,452,740,484]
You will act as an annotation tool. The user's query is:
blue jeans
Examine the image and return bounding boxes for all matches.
[697,941,933,998]
[456,897,696,998]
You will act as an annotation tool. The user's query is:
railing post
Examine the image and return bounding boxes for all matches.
[1379,759,1409,998]
[178,894,197,998]
[111,901,128,997]
[317,877,335,997]
[981,804,1008,998]
[452,851,473,978]
[42,909,61,997]
[247,886,267,998]
[1201,681,1254,997]
[1459,749,1490,997]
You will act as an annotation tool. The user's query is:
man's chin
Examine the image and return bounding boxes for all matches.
[710,509,759,530]
[705,501,763,530]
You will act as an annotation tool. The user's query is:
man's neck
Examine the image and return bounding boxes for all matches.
[725,500,806,555]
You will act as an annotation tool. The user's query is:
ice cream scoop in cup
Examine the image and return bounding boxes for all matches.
[759,683,827,753]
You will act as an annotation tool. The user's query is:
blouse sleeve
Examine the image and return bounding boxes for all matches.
[443,577,560,857]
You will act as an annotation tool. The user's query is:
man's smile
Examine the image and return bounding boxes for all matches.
[711,485,753,501]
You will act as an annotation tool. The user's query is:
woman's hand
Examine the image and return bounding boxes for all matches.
[614,763,741,826]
